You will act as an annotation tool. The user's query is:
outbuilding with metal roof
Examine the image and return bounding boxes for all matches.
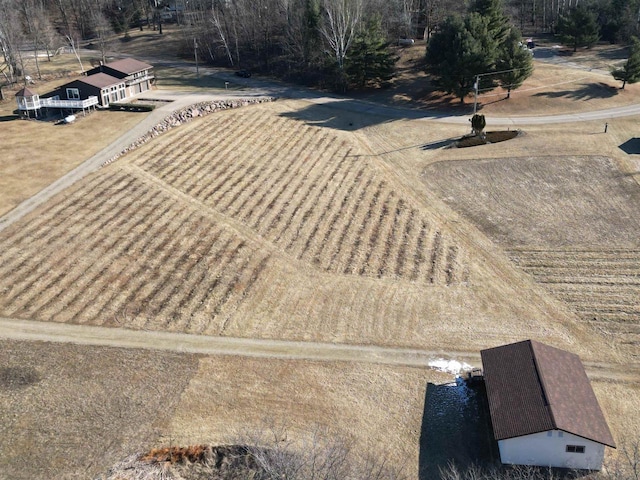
[481,340,615,470]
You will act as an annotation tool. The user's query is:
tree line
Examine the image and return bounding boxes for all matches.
[1,0,640,95]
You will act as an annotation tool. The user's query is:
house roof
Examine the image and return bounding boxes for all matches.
[481,340,616,448]
[15,87,37,97]
[103,58,153,75]
[77,73,124,89]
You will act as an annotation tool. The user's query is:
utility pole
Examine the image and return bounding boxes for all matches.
[194,37,199,78]
[473,68,523,115]
[473,74,480,115]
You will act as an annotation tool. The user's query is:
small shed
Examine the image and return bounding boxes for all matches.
[481,340,615,470]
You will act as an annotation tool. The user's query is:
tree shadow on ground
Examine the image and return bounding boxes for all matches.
[420,137,457,150]
[533,83,618,101]
[619,138,640,154]
[597,47,629,62]
[414,91,477,113]
[419,381,498,480]
[279,99,402,131]
[0,114,19,122]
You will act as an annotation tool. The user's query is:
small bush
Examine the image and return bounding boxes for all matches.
[109,103,156,112]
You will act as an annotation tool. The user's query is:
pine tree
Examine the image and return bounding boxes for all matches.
[425,14,497,103]
[612,36,640,89]
[345,16,396,89]
[557,6,600,52]
[496,28,534,98]
[469,0,510,44]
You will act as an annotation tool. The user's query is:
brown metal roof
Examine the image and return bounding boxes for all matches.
[78,73,124,89]
[103,58,153,75]
[481,340,615,448]
[15,87,37,97]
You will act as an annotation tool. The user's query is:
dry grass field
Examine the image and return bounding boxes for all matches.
[0,100,590,356]
[0,339,200,480]
[1,36,640,478]
[422,156,640,356]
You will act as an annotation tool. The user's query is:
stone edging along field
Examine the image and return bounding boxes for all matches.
[101,97,275,167]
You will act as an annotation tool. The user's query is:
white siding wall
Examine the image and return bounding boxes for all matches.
[498,430,605,470]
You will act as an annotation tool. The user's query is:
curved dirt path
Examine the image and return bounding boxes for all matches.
[0,316,637,384]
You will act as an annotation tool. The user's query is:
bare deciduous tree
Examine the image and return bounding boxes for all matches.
[319,0,363,89]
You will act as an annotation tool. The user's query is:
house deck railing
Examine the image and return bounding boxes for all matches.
[18,96,99,110]
[125,73,154,87]
[41,96,99,109]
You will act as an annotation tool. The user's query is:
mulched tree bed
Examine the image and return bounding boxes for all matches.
[451,130,521,148]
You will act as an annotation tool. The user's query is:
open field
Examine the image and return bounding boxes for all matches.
[2,337,638,480]
[2,39,640,478]
[422,156,640,356]
[0,339,200,480]
[0,100,593,357]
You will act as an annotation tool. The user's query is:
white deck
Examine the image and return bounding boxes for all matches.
[17,96,99,111]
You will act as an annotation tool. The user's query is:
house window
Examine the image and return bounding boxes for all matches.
[566,445,585,454]
[547,431,553,437]
[558,431,563,437]
[66,88,80,100]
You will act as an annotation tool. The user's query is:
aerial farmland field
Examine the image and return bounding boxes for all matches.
[0,100,585,353]
[1,92,639,479]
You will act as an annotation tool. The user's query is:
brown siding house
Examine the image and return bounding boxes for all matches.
[87,58,154,97]
[47,73,126,107]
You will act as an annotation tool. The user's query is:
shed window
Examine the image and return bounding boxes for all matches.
[566,445,585,454]
[66,88,80,100]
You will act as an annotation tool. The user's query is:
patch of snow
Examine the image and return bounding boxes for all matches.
[428,358,472,375]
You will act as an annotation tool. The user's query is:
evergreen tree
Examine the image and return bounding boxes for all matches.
[469,0,510,44]
[557,6,600,52]
[345,16,396,89]
[612,36,640,89]
[425,14,497,103]
[496,28,534,98]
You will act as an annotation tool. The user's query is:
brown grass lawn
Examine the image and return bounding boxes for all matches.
[0,339,200,480]
[2,341,637,479]
[359,41,640,117]
[0,101,591,358]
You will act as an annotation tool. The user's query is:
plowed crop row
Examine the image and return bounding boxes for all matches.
[0,169,270,333]
[130,108,467,285]
[509,248,640,352]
